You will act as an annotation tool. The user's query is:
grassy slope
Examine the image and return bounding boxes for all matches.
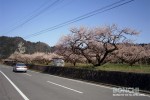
[95,63,150,73]
[65,63,150,73]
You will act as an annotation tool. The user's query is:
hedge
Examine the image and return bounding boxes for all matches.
[25,64,150,92]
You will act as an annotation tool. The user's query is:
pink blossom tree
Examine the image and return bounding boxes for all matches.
[57,25,139,66]
[116,44,146,66]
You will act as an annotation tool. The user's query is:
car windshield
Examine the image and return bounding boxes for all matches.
[16,63,26,66]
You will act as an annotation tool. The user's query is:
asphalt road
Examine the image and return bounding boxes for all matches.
[0,64,150,100]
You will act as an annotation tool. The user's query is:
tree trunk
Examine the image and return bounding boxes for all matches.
[73,62,76,66]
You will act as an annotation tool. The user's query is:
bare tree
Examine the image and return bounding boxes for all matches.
[57,25,139,66]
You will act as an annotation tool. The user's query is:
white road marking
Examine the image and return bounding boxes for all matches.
[30,69,150,97]
[47,81,83,94]
[49,74,111,89]
[24,73,32,76]
[0,70,29,100]
[48,75,150,97]
[29,70,110,89]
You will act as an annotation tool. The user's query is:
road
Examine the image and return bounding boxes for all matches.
[0,64,150,100]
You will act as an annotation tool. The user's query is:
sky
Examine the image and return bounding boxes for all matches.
[0,0,150,46]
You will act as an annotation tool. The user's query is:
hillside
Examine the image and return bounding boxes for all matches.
[0,36,54,59]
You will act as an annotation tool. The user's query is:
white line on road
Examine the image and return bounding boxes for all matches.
[47,81,83,94]
[49,74,111,89]
[48,75,150,97]
[0,70,29,100]
[24,73,32,76]
[30,70,150,97]
[29,70,110,89]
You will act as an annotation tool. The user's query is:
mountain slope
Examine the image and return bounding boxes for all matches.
[0,36,53,59]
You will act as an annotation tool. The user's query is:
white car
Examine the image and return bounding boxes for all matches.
[13,63,27,72]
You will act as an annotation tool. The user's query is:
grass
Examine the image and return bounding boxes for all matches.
[65,63,150,73]
[94,63,150,73]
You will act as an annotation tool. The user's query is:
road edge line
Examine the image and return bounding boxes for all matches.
[0,70,29,100]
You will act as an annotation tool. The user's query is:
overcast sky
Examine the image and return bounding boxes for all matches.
[0,0,150,46]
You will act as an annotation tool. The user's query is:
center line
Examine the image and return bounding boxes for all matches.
[47,81,83,94]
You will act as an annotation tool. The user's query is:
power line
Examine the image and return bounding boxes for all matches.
[2,0,61,35]
[24,0,134,39]
[2,0,52,33]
